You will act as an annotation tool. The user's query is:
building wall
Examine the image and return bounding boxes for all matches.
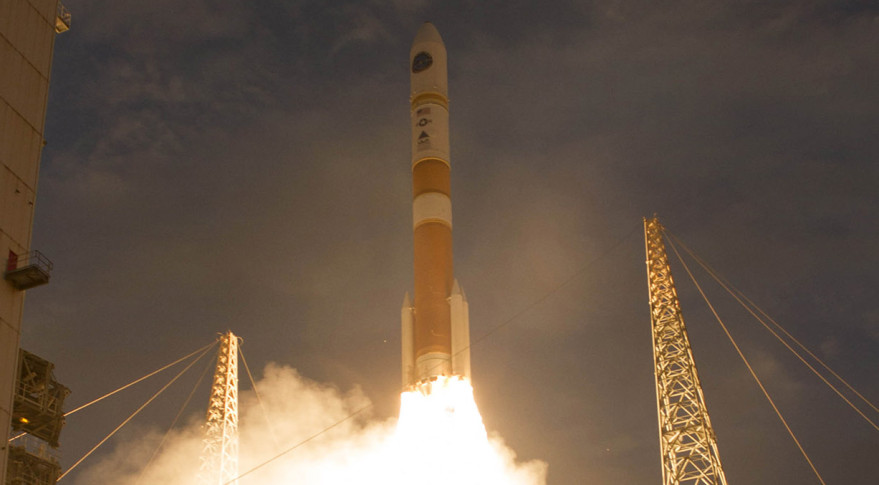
[0,0,61,479]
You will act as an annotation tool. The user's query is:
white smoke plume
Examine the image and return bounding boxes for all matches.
[70,363,547,485]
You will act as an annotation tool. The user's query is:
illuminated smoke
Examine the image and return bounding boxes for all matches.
[70,364,547,484]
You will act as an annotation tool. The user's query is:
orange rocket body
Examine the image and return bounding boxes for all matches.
[402,23,471,388]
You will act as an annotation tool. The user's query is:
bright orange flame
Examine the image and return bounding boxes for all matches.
[392,376,543,485]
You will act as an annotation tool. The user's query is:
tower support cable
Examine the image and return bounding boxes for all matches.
[137,351,217,484]
[644,217,728,485]
[10,340,218,444]
[57,344,214,481]
[64,341,217,418]
[665,231,878,430]
[664,231,826,485]
[239,348,281,448]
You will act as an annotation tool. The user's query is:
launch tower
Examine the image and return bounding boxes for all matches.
[1,1,70,481]
[198,331,240,485]
[644,217,728,485]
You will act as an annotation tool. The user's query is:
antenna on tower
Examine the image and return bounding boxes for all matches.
[198,331,240,485]
[644,217,728,485]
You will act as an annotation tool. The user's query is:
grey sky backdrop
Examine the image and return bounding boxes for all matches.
[21,0,878,483]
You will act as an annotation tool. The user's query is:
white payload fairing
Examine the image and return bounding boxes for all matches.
[401,23,472,388]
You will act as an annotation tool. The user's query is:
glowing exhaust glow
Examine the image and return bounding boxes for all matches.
[392,376,545,485]
[396,376,488,447]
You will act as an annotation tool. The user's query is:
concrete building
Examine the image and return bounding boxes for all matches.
[0,0,69,481]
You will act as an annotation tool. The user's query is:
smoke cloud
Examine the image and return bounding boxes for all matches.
[70,364,547,484]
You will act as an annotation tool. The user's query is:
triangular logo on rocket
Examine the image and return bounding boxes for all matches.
[419,131,430,140]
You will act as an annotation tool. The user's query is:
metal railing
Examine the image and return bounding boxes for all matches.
[5,250,53,274]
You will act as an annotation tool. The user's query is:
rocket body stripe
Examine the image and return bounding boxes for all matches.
[411,93,449,110]
[413,192,452,228]
[412,159,450,194]
[403,22,471,386]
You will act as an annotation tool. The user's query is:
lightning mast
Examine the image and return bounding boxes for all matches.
[644,217,728,485]
[198,331,240,485]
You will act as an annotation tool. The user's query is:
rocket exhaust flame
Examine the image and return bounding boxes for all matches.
[393,376,546,485]
[69,366,546,484]
[397,377,486,443]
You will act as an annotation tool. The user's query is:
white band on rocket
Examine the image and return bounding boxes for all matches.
[413,191,452,228]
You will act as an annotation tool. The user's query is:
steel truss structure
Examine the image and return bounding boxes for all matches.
[12,350,68,447]
[6,443,60,485]
[644,217,728,485]
[198,331,240,485]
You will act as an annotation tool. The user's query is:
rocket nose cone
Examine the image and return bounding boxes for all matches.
[413,22,444,45]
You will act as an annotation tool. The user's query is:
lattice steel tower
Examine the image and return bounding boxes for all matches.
[198,331,240,485]
[644,217,728,485]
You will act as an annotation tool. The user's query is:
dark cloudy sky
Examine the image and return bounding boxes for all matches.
[22,0,878,483]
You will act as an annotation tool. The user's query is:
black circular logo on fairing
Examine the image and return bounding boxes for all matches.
[412,51,433,73]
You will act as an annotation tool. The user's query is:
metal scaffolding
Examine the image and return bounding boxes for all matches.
[11,350,68,447]
[198,332,240,485]
[644,217,728,485]
[6,351,68,485]
[5,443,60,485]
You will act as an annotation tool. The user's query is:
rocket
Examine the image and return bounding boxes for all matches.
[402,22,471,388]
